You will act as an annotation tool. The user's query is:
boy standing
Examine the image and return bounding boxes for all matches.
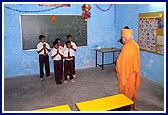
[55,38,64,52]
[63,41,75,83]
[64,35,77,78]
[51,41,63,85]
[37,35,51,81]
[55,38,64,80]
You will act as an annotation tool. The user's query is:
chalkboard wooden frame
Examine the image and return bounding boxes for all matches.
[20,14,87,50]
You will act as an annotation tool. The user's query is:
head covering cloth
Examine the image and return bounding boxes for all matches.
[122,29,133,38]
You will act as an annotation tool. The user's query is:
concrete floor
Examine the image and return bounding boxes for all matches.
[4,65,164,112]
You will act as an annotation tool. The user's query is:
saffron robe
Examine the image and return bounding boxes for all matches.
[116,39,140,100]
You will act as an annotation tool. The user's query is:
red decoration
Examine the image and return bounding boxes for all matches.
[82,4,91,22]
[50,15,56,22]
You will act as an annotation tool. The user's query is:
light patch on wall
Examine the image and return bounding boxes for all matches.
[148,59,154,67]
[83,59,93,67]
[142,52,154,67]
[149,4,164,10]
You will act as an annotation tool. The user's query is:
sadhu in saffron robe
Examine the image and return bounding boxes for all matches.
[116,39,140,100]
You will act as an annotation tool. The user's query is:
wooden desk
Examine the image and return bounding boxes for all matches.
[96,48,120,70]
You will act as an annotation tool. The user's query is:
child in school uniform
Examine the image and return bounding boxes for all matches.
[64,35,77,78]
[55,38,64,52]
[55,38,64,80]
[51,41,63,85]
[63,41,75,83]
[37,35,52,81]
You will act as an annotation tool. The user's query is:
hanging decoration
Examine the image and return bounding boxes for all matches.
[82,4,91,22]
[95,4,113,12]
[39,4,71,7]
[114,4,116,27]
[158,14,164,28]
[4,5,65,13]
[95,4,116,27]
[50,15,57,22]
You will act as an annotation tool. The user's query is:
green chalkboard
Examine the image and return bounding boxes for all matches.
[20,15,87,50]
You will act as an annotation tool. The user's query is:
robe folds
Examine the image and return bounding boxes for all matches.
[116,39,140,100]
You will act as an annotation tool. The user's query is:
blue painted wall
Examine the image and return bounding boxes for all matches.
[114,4,164,86]
[4,4,115,77]
[4,3,165,86]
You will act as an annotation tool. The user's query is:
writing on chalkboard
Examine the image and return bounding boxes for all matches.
[20,15,87,50]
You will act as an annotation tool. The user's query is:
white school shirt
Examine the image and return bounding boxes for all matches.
[51,48,63,61]
[64,41,77,51]
[64,48,75,60]
[59,45,64,52]
[37,42,50,55]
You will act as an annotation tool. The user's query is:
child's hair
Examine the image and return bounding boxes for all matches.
[53,41,58,46]
[55,38,61,43]
[39,35,45,40]
[66,40,71,45]
[67,35,72,38]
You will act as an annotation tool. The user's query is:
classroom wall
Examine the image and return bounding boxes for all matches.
[114,4,165,86]
[4,3,164,86]
[4,4,115,77]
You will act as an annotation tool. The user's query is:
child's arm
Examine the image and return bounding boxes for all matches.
[63,50,73,59]
[72,56,75,59]
[45,48,50,52]
[52,50,59,59]
[37,48,43,54]
[63,53,71,59]
[44,44,50,52]
[71,45,76,51]
[68,56,74,59]
[63,55,70,59]
[58,50,64,57]
[63,55,72,59]
[71,42,77,51]
[59,52,64,57]
[52,53,57,59]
